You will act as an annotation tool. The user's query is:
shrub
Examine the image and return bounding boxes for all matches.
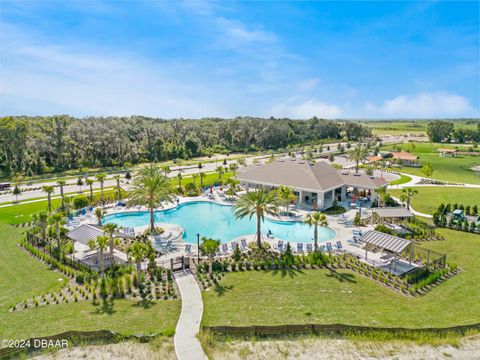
[374,224,395,235]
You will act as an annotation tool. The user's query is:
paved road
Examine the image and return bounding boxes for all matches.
[0,135,421,204]
[174,270,207,360]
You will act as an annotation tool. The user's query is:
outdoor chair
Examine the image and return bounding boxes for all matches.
[336,241,343,250]
[306,243,313,253]
[326,242,333,252]
[319,245,326,253]
[275,240,284,252]
[297,243,303,253]
[240,238,248,250]
[221,243,229,253]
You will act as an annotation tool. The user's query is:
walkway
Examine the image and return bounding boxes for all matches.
[174,270,208,360]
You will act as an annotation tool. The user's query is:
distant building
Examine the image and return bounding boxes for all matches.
[437,148,458,157]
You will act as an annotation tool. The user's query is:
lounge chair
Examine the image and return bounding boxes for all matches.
[336,241,343,250]
[326,242,333,252]
[319,245,326,253]
[240,238,248,250]
[221,243,229,253]
[185,244,191,254]
[230,241,238,251]
[306,243,313,253]
[297,243,303,253]
[275,240,284,252]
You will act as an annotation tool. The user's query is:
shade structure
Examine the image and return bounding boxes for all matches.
[359,230,411,253]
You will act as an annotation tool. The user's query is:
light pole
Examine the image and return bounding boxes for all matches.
[197,233,200,264]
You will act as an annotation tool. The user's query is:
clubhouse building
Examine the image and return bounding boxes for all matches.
[236,159,388,210]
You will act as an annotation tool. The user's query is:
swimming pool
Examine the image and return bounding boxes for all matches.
[103,201,336,244]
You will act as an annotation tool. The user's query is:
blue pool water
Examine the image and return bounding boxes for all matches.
[103,201,335,244]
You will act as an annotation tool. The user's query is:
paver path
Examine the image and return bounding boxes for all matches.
[174,270,208,360]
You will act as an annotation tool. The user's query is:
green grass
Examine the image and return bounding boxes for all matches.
[0,221,180,339]
[381,142,480,184]
[389,187,480,214]
[365,121,428,135]
[202,229,480,328]
[388,174,412,185]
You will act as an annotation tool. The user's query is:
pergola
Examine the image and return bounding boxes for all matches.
[372,207,414,225]
[359,230,413,274]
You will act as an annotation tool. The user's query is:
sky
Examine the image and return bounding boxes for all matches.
[0,1,479,119]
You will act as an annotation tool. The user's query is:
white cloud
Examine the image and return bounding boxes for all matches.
[365,92,477,117]
[297,78,321,92]
[270,100,343,119]
[216,17,277,45]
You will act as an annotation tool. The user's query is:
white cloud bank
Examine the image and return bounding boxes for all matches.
[271,100,343,119]
[365,92,477,118]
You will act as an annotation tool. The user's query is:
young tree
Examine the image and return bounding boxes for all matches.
[176,172,183,193]
[114,175,122,201]
[216,165,224,182]
[229,162,239,175]
[12,184,21,203]
[276,185,296,214]
[199,172,206,188]
[42,185,55,213]
[422,162,434,178]
[199,237,221,274]
[129,164,175,233]
[233,189,279,248]
[77,177,84,193]
[305,212,328,251]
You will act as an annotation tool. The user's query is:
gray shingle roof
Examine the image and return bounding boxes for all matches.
[373,207,414,218]
[67,224,104,246]
[236,159,387,191]
[360,230,411,253]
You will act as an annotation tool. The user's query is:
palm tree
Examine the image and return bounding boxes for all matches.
[401,187,418,210]
[176,172,183,193]
[114,175,122,201]
[229,162,239,176]
[161,165,171,177]
[127,241,148,277]
[38,212,48,246]
[95,173,107,205]
[129,165,175,233]
[199,237,221,274]
[225,178,240,199]
[85,178,94,200]
[103,223,119,264]
[216,166,224,182]
[376,187,389,208]
[57,180,66,210]
[277,185,296,215]
[199,172,206,188]
[88,235,109,274]
[348,146,369,173]
[95,207,104,225]
[233,189,279,247]
[48,213,65,260]
[42,185,55,213]
[192,173,198,187]
[305,212,328,251]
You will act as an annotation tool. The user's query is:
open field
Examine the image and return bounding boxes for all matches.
[388,174,412,185]
[202,229,480,328]
[381,142,480,184]
[389,187,480,215]
[202,335,480,360]
[365,120,479,136]
[0,220,180,339]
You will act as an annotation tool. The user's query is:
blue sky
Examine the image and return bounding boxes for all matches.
[0,1,478,119]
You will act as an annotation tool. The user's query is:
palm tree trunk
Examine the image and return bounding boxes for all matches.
[110,237,115,264]
[60,186,64,210]
[209,255,213,274]
[407,196,411,210]
[136,260,142,278]
[314,225,318,251]
[150,207,155,233]
[356,160,359,173]
[89,184,93,200]
[99,250,104,273]
[48,194,51,213]
[101,182,104,205]
[256,213,262,247]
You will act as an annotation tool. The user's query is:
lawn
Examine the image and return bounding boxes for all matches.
[365,120,428,135]
[0,217,180,339]
[389,187,480,215]
[381,142,480,184]
[202,229,480,328]
[388,174,412,185]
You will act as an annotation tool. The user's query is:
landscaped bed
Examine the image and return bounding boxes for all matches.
[201,229,480,328]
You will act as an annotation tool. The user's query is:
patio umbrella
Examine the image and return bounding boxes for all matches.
[220,181,222,192]
[210,185,213,194]
[313,199,317,211]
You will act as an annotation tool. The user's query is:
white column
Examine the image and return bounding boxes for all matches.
[298,190,303,205]
[341,186,346,201]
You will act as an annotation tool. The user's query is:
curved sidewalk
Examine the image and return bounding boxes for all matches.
[174,270,208,360]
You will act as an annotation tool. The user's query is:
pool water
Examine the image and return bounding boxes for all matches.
[103,201,335,244]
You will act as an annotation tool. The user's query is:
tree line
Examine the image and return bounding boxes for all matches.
[426,120,480,143]
[0,116,371,178]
